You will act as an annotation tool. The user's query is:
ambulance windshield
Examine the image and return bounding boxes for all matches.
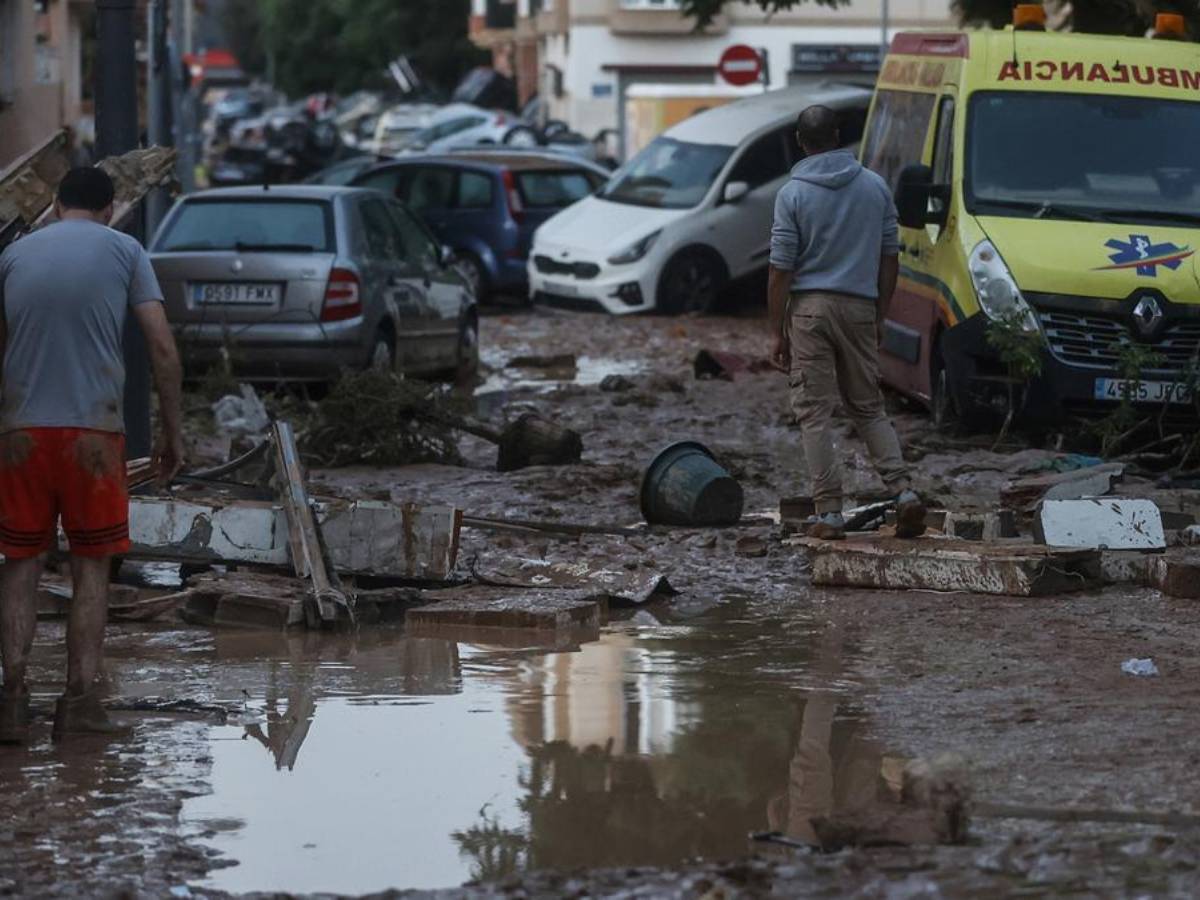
[967,92,1200,226]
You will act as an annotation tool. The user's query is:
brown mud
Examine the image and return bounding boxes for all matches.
[4,309,1200,897]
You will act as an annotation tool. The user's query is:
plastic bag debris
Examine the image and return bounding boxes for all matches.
[1121,658,1159,677]
[212,385,270,436]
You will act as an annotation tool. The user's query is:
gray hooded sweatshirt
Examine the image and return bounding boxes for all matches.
[769,148,899,301]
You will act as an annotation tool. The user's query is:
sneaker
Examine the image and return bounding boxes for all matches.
[894,489,928,539]
[0,690,31,746]
[805,512,846,541]
[52,691,128,740]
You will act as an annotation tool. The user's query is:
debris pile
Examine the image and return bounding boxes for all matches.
[301,369,465,467]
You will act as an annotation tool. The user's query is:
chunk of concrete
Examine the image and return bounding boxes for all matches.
[1099,551,1154,586]
[1150,553,1200,599]
[1035,498,1165,550]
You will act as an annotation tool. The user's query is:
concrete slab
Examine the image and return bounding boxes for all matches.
[1035,498,1165,550]
[794,535,1101,596]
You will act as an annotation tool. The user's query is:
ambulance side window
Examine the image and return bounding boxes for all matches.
[932,97,955,186]
[861,90,937,192]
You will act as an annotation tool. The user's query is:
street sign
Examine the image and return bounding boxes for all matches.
[718,44,763,87]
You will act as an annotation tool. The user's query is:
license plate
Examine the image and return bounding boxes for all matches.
[543,280,579,297]
[1094,378,1194,405]
[192,282,280,305]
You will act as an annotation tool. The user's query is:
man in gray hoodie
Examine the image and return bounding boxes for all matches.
[767,105,925,540]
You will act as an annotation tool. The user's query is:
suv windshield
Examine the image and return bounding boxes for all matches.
[967,92,1200,225]
[156,200,334,252]
[600,137,733,209]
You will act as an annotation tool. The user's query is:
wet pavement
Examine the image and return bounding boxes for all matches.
[6,308,1200,897]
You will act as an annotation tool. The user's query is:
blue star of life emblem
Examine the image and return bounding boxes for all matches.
[1099,234,1194,278]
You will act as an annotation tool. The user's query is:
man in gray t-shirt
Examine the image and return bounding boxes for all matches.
[0,167,183,743]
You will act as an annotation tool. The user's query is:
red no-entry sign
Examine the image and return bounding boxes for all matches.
[718,44,763,86]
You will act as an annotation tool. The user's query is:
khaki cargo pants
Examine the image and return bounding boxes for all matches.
[788,291,911,514]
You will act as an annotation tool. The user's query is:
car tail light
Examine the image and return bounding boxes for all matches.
[502,169,525,224]
[321,268,362,322]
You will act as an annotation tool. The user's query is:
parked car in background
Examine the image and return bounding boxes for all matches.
[351,152,610,300]
[403,104,540,154]
[149,186,478,383]
[367,103,439,156]
[528,83,871,314]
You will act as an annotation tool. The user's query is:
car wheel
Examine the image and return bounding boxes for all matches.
[455,316,480,384]
[455,253,488,301]
[502,125,540,148]
[368,328,395,373]
[658,251,724,315]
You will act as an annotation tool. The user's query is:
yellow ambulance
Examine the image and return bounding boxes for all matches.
[862,12,1200,426]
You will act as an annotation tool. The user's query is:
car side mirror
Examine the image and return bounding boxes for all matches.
[440,244,457,266]
[723,180,750,204]
[895,164,933,229]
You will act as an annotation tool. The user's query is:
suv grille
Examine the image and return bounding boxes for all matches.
[534,255,600,280]
[1039,311,1200,372]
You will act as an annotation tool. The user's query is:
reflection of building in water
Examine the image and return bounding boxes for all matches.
[506,633,693,756]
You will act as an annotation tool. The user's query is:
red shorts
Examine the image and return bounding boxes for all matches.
[0,428,130,559]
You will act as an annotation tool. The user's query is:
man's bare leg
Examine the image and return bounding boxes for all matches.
[0,555,44,743]
[54,554,122,737]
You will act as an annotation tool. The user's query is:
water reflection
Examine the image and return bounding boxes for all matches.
[179,607,890,894]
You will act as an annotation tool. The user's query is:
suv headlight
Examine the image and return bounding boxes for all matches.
[968,240,1039,332]
[608,230,661,266]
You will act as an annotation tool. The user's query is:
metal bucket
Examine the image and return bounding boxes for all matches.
[640,441,744,527]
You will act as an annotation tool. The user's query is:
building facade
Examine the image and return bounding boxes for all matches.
[0,0,93,167]
[470,0,955,158]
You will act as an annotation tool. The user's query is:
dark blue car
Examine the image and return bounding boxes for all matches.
[351,151,609,300]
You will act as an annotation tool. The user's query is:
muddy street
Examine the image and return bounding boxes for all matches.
[4,309,1200,898]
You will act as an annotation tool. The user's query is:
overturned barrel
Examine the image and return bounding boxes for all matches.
[640,441,744,527]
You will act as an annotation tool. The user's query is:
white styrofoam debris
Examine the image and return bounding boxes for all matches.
[1035,498,1165,550]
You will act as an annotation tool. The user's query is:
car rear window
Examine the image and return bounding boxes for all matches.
[515,170,594,208]
[155,199,334,252]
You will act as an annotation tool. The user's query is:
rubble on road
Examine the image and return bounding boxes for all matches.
[693,348,773,381]
[1001,462,1125,510]
[212,386,270,438]
[794,535,1101,596]
[469,557,675,605]
[1150,552,1200,599]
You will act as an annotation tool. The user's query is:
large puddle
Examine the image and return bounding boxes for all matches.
[171,603,887,894]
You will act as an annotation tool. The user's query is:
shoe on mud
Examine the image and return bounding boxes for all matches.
[894,489,928,539]
[805,512,846,541]
[0,690,31,745]
[52,691,127,739]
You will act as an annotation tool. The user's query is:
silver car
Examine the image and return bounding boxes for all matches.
[150,185,478,383]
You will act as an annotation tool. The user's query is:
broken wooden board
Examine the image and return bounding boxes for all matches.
[1035,498,1165,550]
[126,495,460,580]
[408,586,605,632]
[794,535,1101,596]
[272,420,348,625]
[0,131,69,246]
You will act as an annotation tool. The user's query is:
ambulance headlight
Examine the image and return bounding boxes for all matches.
[969,240,1039,333]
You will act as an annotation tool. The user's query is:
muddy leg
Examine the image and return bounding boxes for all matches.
[65,555,111,697]
[1,555,44,691]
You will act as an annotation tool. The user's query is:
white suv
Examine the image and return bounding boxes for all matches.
[527,83,870,315]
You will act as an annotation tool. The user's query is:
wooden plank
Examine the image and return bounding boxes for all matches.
[794,535,1101,596]
[272,421,349,625]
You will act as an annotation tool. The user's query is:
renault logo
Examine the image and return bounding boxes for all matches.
[1132,295,1164,338]
[231,259,244,273]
